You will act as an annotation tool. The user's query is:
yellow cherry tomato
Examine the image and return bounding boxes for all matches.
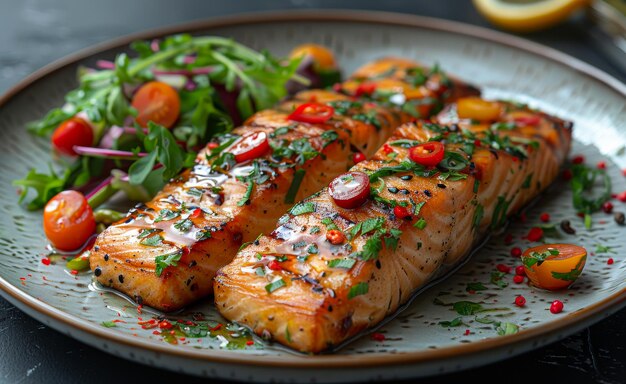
[522,243,587,291]
[456,97,503,121]
[289,44,337,70]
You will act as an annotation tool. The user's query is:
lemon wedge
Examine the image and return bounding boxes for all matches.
[473,0,591,32]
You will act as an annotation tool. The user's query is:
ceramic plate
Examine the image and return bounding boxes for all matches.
[0,11,625,383]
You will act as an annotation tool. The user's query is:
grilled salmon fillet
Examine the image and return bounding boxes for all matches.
[213,98,572,353]
[89,58,479,311]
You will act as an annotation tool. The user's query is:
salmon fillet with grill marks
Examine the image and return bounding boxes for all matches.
[213,98,572,353]
[89,58,479,311]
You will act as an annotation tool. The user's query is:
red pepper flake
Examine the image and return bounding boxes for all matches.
[607,258,614,265]
[19,277,25,281]
[540,213,550,222]
[562,169,573,181]
[513,275,524,284]
[514,295,526,307]
[158,320,173,330]
[70,270,78,275]
[474,139,482,147]
[152,330,160,335]
[267,260,282,271]
[515,265,526,276]
[550,300,564,314]
[190,208,202,219]
[246,340,255,346]
[169,330,176,335]
[597,161,606,170]
[526,227,544,242]
[510,247,522,258]
[571,155,585,164]
[617,191,626,202]
[371,332,385,342]
[464,329,471,336]
[496,264,511,273]
[352,152,366,164]
[210,323,223,332]
[136,305,143,315]
[382,143,393,155]
[393,205,411,219]
[468,290,476,294]
[504,233,513,245]
[308,94,318,103]
[41,258,51,266]
[602,201,614,214]
[112,319,126,323]
[207,142,219,150]
[179,337,186,341]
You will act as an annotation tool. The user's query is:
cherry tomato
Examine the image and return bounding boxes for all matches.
[289,44,337,70]
[408,141,445,167]
[131,81,181,128]
[456,97,502,121]
[43,190,96,251]
[329,171,370,209]
[522,243,587,291]
[287,102,335,124]
[353,152,366,164]
[51,117,94,156]
[229,131,270,163]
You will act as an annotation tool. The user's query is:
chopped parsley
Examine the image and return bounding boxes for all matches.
[173,218,193,232]
[347,282,369,299]
[523,248,559,268]
[140,235,164,247]
[155,251,183,277]
[290,202,316,216]
[328,258,357,269]
[154,208,180,222]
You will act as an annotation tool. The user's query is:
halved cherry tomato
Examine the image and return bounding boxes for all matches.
[288,102,334,124]
[521,243,587,291]
[229,131,270,163]
[457,97,502,121]
[329,171,370,209]
[131,81,181,128]
[409,141,445,167]
[289,44,337,70]
[43,190,96,251]
[51,117,94,156]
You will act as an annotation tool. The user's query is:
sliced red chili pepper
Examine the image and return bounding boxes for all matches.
[354,82,377,97]
[229,131,270,163]
[267,260,282,271]
[408,141,445,167]
[513,115,541,126]
[287,102,334,124]
[329,171,370,209]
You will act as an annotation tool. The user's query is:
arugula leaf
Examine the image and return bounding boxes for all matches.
[570,164,612,228]
[439,317,464,327]
[452,301,483,315]
[496,322,519,336]
[490,271,509,288]
[13,167,67,210]
[466,282,487,292]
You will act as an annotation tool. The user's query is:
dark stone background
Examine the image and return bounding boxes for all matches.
[0,1,624,383]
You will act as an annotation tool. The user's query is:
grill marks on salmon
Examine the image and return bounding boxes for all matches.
[213,99,572,353]
[89,58,478,311]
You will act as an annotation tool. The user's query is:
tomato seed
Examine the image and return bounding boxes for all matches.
[550,300,564,314]
[514,296,526,307]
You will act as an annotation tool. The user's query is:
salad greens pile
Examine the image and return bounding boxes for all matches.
[14,34,305,210]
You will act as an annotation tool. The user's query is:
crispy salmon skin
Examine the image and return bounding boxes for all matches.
[214,98,572,353]
[89,58,479,311]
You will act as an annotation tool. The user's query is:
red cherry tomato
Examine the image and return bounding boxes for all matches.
[329,171,370,209]
[287,102,334,124]
[353,152,366,164]
[43,190,96,251]
[408,141,445,167]
[51,117,94,156]
[229,131,270,163]
[131,81,181,128]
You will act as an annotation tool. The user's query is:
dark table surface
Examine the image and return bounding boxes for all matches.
[1,1,624,383]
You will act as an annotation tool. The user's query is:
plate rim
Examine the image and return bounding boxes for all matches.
[0,9,625,369]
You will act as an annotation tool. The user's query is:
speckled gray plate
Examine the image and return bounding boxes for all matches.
[0,11,625,383]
